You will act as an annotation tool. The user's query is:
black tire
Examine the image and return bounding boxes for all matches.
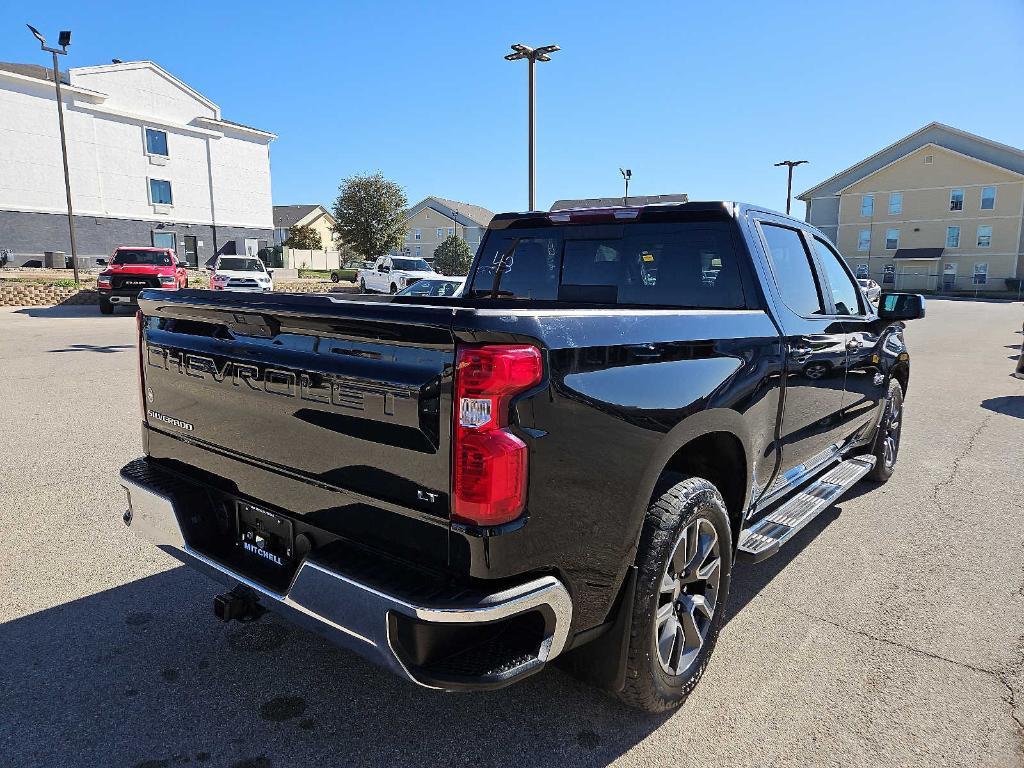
[389,283,398,294]
[359,278,366,292]
[866,378,904,483]
[331,271,340,283]
[617,474,732,713]
[99,300,114,315]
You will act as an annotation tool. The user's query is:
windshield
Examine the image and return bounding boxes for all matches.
[217,258,264,272]
[467,221,745,308]
[112,250,171,266]
[391,258,431,271]
[398,279,462,297]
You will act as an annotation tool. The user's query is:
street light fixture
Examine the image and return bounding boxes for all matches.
[619,168,632,205]
[774,159,808,216]
[27,23,79,284]
[504,42,560,211]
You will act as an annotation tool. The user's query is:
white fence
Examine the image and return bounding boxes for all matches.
[283,248,342,270]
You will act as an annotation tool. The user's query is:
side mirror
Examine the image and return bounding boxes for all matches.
[878,292,926,321]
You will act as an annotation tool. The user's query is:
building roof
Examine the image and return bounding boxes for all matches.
[409,197,495,228]
[273,204,329,228]
[0,61,68,83]
[798,122,1024,200]
[550,194,689,211]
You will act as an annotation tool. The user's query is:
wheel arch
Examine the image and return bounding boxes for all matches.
[890,360,909,396]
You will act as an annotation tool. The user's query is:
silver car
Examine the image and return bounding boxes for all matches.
[858,278,881,304]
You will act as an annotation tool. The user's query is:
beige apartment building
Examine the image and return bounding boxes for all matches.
[799,123,1024,292]
[398,196,494,263]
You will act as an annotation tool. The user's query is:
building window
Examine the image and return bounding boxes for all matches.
[924,154,933,164]
[949,188,964,211]
[860,194,874,217]
[857,229,871,252]
[882,264,895,285]
[976,225,992,248]
[973,263,988,285]
[885,228,899,250]
[414,229,421,240]
[980,186,996,210]
[946,226,961,248]
[888,192,903,215]
[152,231,176,250]
[415,245,422,257]
[149,179,173,205]
[145,128,168,157]
[855,264,869,279]
[447,227,455,236]
[436,228,443,238]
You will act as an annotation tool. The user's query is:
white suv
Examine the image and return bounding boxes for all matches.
[210,257,274,292]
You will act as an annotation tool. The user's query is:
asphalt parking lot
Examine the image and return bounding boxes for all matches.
[1,300,1022,768]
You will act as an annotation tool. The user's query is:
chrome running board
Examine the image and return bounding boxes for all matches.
[737,455,876,562]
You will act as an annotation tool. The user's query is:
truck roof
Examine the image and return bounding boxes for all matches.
[488,201,802,230]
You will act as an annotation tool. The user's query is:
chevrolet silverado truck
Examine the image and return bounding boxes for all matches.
[97,246,187,314]
[357,255,441,294]
[119,201,924,712]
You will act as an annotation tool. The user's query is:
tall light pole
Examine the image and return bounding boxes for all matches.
[774,159,808,217]
[504,43,559,211]
[27,24,79,284]
[619,168,632,205]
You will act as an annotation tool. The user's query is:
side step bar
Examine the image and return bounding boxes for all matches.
[737,455,876,563]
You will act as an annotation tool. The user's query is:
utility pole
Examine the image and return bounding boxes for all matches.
[504,43,560,211]
[28,25,79,284]
[619,168,632,205]
[774,159,808,217]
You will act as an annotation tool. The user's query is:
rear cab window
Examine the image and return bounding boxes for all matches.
[467,220,747,308]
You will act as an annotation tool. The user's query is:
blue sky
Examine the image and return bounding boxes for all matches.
[4,1,1022,217]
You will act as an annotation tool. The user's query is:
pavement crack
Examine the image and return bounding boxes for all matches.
[929,412,994,523]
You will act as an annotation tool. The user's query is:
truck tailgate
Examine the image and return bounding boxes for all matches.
[138,290,456,518]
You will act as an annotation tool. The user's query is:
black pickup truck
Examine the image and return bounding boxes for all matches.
[120,201,924,712]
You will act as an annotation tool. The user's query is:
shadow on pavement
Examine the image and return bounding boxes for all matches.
[0,566,666,768]
[47,343,135,354]
[13,305,127,319]
[980,395,1024,420]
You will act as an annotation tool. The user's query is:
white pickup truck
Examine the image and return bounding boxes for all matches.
[356,256,441,294]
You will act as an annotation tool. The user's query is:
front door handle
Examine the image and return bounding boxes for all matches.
[846,338,863,351]
[789,345,813,361]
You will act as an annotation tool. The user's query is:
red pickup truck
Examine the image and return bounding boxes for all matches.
[96,247,188,314]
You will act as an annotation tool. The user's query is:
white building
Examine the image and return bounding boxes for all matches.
[0,60,275,267]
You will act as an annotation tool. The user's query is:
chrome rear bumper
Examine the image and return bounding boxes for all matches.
[119,460,572,690]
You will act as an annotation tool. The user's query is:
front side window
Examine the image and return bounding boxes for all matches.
[980,186,996,210]
[973,263,988,285]
[468,221,745,308]
[760,224,823,316]
[861,194,874,217]
[888,192,903,215]
[811,237,862,316]
[885,228,900,250]
[946,226,961,248]
[976,225,992,247]
[145,128,168,156]
[857,229,871,252]
[149,179,173,205]
[950,188,964,211]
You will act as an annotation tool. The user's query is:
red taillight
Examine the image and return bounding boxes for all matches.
[136,309,147,421]
[452,345,542,526]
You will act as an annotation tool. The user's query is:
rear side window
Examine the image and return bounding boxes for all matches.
[759,224,823,316]
[468,222,746,308]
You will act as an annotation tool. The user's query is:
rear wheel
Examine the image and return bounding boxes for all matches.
[99,300,113,315]
[390,283,398,294]
[617,474,732,712]
[331,271,341,283]
[359,278,366,292]
[866,378,904,483]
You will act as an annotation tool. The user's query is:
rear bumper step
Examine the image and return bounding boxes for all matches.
[737,455,876,562]
[118,458,572,691]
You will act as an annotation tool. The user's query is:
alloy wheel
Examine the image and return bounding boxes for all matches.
[656,517,721,675]
[883,396,902,468]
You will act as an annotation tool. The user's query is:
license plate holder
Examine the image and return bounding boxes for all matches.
[236,502,293,568]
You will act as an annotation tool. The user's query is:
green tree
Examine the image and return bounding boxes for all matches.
[284,223,323,250]
[331,172,408,259]
[432,234,473,276]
